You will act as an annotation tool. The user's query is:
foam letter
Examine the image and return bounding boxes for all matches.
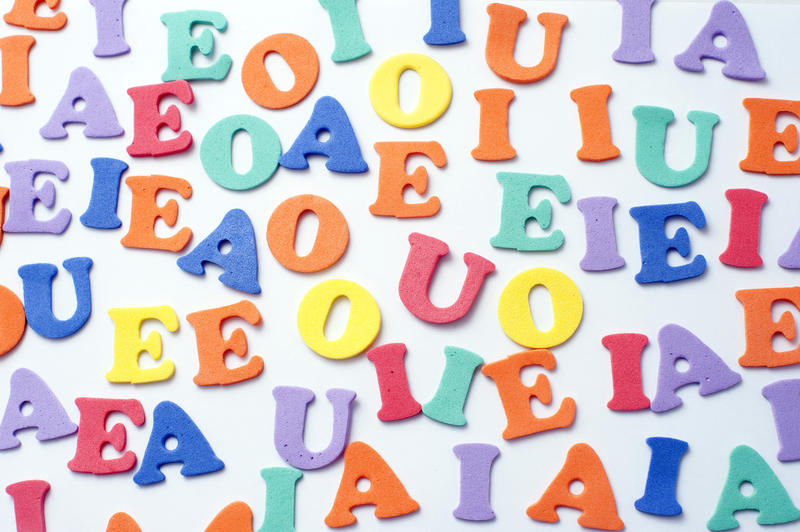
[4,0,65,30]
[485,3,567,83]
[674,1,765,81]
[425,0,465,45]
[280,96,367,173]
[80,158,127,230]
[273,386,355,470]
[0,286,25,356]
[629,201,707,283]
[297,279,381,359]
[242,33,318,110]
[187,300,263,386]
[490,173,571,251]
[613,0,656,63]
[736,287,800,367]
[471,89,516,161]
[453,443,498,521]
[18,257,92,338]
[369,53,451,128]
[6,480,49,532]
[0,368,76,449]
[719,188,767,268]
[105,306,178,383]
[602,333,650,411]
[68,398,145,474]
[267,195,349,273]
[318,0,371,62]
[740,99,800,175]
[160,10,231,81]
[399,232,495,323]
[0,35,35,106]
[570,85,620,161]
[325,441,419,527]
[762,380,800,462]
[577,197,625,271]
[200,115,281,191]
[481,350,575,439]
[39,67,123,139]
[708,446,800,531]
[126,81,193,157]
[497,267,583,348]
[90,0,130,57]
[177,209,259,294]
[527,443,624,530]
[4,159,71,234]
[635,437,689,516]
[133,401,224,485]
[633,105,719,187]
[422,346,483,426]
[366,344,421,421]
[257,468,302,532]
[121,175,192,252]
[369,141,446,218]
[651,324,742,412]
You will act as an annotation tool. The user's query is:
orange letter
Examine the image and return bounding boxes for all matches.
[369,141,445,218]
[0,285,25,356]
[471,89,516,161]
[121,175,192,252]
[570,84,620,162]
[325,441,419,527]
[4,0,66,30]
[187,301,264,386]
[737,287,800,367]
[481,349,575,439]
[740,98,800,175]
[0,36,35,106]
[242,33,319,110]
[527,443,624,530]
[267,194,349,273]
[485,3,567,83]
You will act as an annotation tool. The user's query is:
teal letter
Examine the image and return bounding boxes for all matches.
[161,10,232,81]
[422,346,483,426]
[318,0,371,62]
[633,105,719,187]
[490,173,570,251]
[707,445,800,531]
[258,467,303,532]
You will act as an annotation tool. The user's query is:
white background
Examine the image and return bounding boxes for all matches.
[2,0,800,530]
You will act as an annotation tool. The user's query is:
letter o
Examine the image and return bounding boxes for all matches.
[297,279,381,360]
[242,33,319,110]
[200,114,282,190]
[497,267,583,348]
[267,195,349,273]
[369,53,452,128]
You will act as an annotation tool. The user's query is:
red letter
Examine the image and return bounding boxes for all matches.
[601,333,650,411]
[399,232,495,323]
[6,480,49,532]
[126,81,193,157]
[719,188,768,268]
[68,398,145,474]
